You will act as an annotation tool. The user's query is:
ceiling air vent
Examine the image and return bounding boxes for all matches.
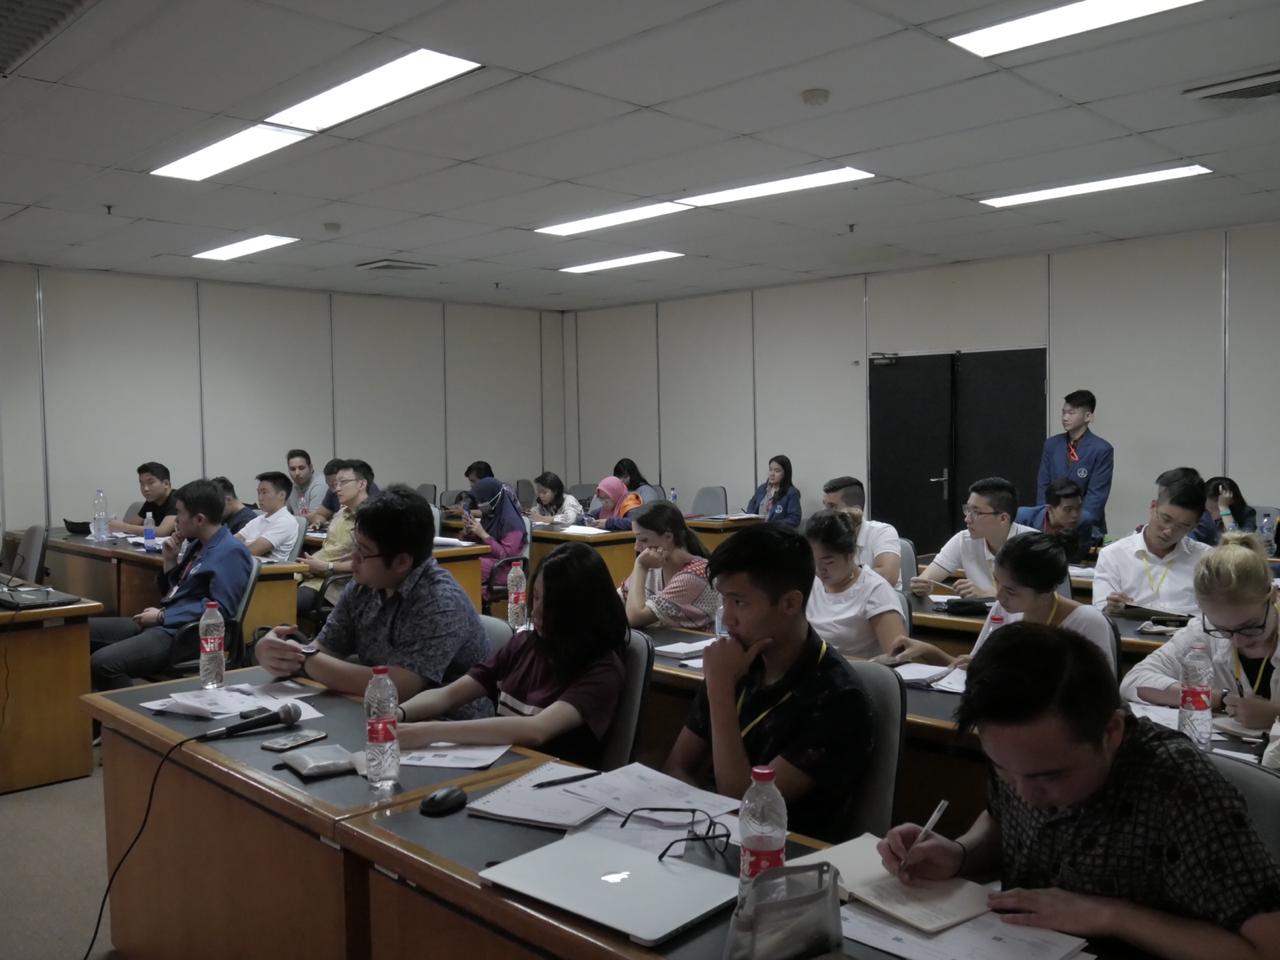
[1184,70,1280,101]
[356,258,435,271]
[0,0,95,76]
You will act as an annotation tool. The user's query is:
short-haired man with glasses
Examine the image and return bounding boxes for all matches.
[1093,474,1211,616]
[912,477,1035,599]
[254,484,491,714]
[295,459,372,621]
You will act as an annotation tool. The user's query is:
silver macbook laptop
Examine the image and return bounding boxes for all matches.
[479,832,738,946]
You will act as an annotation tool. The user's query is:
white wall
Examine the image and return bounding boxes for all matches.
[539,311,566,481]
[0,264,44,530]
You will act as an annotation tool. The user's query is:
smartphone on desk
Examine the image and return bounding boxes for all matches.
[261,729,327,752]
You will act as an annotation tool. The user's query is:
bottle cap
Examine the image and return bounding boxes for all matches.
[513,560,523,569]
[990,614,1004,623]
[750,766,776,783]
[372,665,390,675]
[205,600,218,608]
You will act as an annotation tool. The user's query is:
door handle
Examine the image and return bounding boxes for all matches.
[927,468,949,501]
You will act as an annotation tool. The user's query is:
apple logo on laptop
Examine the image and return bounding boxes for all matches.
[600,871,631,884]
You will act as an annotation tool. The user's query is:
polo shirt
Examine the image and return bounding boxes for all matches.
[857,519,902,587]
[317,558,492,720]
[932,523,1038,595]
[288,472,328,516]
[684,628,873,843]
[135,492,177,525]
[467,629,624,767]
[806,567,903,659]
[300,506,355,592]
[1091,529,1211,615]
[989,714,1280,932]
[321,480,379,514]
[238,507,299,563]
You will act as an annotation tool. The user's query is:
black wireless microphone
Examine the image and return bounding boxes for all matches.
[198,701,303,741]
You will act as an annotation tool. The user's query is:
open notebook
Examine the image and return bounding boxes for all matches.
[466,761,605,829]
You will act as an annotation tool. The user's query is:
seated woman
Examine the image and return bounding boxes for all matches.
[527,470,584,526]
[397,543,628,766]
[1121,532,1279,731]
[1205,476,1257,536]
[585,475,643,530]
[458,476,528,599]
[745,454,801,527]
[620,502,718,631]
[892,532,1117,673]
[804,509,905,659]
[613,457,650,493]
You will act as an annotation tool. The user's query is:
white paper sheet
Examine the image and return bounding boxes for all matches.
[1067,565,1096,580]
[400,742,509,769]
[433,536,468,548]
[571,810,741,855]
[558,524,610,536]
[679,658,704,670]
[930,669,967,694]
[563,762,738,824]
[1127,702,1179,730]
[894,664,954,686]
[655,637,715,658]
[840,902,1086,960]
[467,761,606,828]
[147,685,323,721]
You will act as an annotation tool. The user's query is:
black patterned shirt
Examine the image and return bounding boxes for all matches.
[989,714,1280,931]
[685,628,873,843]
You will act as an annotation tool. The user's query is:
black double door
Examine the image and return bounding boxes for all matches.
[868,348,1047,554]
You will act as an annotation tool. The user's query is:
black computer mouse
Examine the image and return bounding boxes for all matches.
[419,785,467,817]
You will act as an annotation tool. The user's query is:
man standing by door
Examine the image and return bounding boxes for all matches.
[1037,390,1113,539]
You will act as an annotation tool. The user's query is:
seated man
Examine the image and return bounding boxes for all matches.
[1016,478,1095,562]
[211,476,258,534]
[821,475,902,587]
[663,523,874,843]
[878,623,1280,960]
[310,458,379,527]
[108,461,179,537]
[89,480,253,690]
[445,460,495,516]
[296,459,371,621]
[912,477,1035,598]
[236,471,299,563]
[286,448,328,518]
[1093,473,1210,616]
[254,484,491,714]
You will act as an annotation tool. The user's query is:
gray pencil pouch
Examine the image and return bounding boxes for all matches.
[273,744,356,779]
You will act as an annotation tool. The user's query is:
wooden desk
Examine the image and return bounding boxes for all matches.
[0,591,102,793]
[81,668,537,960]
[531,528,637,584]
[301,531,488,611]
[686,516,764,552]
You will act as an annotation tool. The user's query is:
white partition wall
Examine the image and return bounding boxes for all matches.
[576,304,660,488]
[540,311,567,481]
[1049,233,1225,532]
[332,294,445,491]
[1225,223,1280,503]
[753,277,867,519]
[658,292,755,510]
[41,270,203,522]
[0,265,45,528]
[443,303,542,485]
[199,282,334,498]
[562,312,581,484]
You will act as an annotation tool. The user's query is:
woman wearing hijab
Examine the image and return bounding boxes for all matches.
[460,476,529,599]
[585,475,643,531]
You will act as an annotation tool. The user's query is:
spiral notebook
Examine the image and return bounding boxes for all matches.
[466,761,605,828]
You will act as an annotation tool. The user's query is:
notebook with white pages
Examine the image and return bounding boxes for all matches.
[559,524,611,536]
[654,637,716,660]
[466,761,605,829]
[893,663,967,695]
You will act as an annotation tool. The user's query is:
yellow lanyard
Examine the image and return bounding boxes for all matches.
[737,641,827,740]
[1234,603,1279,695]
[1139,554,1170,598]
[1046,592,1060,627]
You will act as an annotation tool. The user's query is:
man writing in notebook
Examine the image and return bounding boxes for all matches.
[912,477,1035,598]
[821,475,902,587]
[1037,389,1113,539]
[878,623,1280,959]
[1092,473,1210,616]
[664,523,873,843]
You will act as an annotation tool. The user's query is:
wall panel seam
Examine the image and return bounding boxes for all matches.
[1221,231,1230,473]
[196,281,207,477]
[34,267,51,528]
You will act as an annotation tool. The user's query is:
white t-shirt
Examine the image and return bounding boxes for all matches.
[238,508,299,563]
[932,523,1038,596]
[972,601,1117,673]
[806,566,904,659]
[1091,529,1211,616]
[858,519,902,588]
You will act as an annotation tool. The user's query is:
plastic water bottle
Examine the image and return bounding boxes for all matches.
[92,489,109,541]
[1260,513,1276,556]
[714,597,726,637]
[1177,639,1213,752]
[143,512,156,551]
[670,487,678,506]
[738,766,787,902]
[198,601,226,689]
[507,560,527,630]
[364,666,400,787]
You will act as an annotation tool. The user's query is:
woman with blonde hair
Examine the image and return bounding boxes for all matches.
[1121,532,1280,731]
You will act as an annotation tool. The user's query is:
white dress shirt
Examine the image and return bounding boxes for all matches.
[1091,528,1211,615]
[932,523,1038,595]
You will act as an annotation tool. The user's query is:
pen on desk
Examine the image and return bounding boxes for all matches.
[532,770,601,790]
[898,798,948,878]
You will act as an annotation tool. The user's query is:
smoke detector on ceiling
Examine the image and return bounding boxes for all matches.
[1184,69,1280,101]
[356,258,434,271]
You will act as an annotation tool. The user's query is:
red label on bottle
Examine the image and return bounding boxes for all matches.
[740,844,784,879]
[510,590,526,606]
[1180,685,1211,711]
[367,718,397,743]
[199,635,224,655]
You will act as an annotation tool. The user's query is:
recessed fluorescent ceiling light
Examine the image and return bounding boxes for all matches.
[152,124,310,181]
[537,166,873,236]
[950,0,1206,57]
[561,251,684,273]
[193,235,299,261]
[981,164,1211,207]
[266,48,480,132]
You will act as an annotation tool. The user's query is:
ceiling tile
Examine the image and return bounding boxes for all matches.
[341,215,498,251]
[1197,141,1280,176]
[541,0,898,105]
[0,206,129,258]
[1084,85,1266,134]
[1143,110,1280,158]
[413,228,557,261]
[254,240,406,269]
[0,153,105,205]
[351,163,550,215]
[51,219,242,266]
[259,0,448,32]
[13,0,171,82]
[490,236,650,270]
[854,0,1045,25]
[731,179,958,232]
[251,201,419,242]
[0,202,25,222]
[228,140,454,199]
[442,182,645,229]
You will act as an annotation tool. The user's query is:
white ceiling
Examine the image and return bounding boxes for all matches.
[1,0,1278,310]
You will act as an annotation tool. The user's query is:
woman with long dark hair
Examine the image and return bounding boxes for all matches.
[613,458,650,492]
[620,502,717,630]
[1205,476,1256,536]
[398,543,628,766]
[745,454,801,527]
[528,470,584,526]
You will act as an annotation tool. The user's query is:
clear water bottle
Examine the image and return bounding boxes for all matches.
[1177,639,1214,752]
[297,494,308,517]
[714,597,726,637]
[198,601,226,689]
[670,487,678,506]
[364,666,400,787]
[92,489,109,541]
[143,512,156,551]
[507,560,527,630]
[1260,513,1276,556]
[738,766,787,902]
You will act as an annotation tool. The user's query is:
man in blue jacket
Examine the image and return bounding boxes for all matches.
[89,478,253,690]
[1037,389,1113,538]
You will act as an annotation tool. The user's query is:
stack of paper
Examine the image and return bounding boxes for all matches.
[467,761,606,828]
[559,524,610,536]
[563,762,738,824]
[433,536,468,548]
[654,637,715,660]
[141,681,323,720]
[894,663,967,695]
[401,743,509,769]
[840,902,1087,960]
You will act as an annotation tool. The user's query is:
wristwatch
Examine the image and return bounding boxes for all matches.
[326,561,334,575]
[296,641,320,679]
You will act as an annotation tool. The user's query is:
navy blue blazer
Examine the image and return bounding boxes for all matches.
[745,484,802,528]
[1037,429,1114,535]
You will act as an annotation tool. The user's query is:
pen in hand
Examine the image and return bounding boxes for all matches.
[898,799,949,879]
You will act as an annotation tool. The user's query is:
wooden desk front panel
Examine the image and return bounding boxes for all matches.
[531,536,636,585]
[100,730,347,960]
[45,547,119,615]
